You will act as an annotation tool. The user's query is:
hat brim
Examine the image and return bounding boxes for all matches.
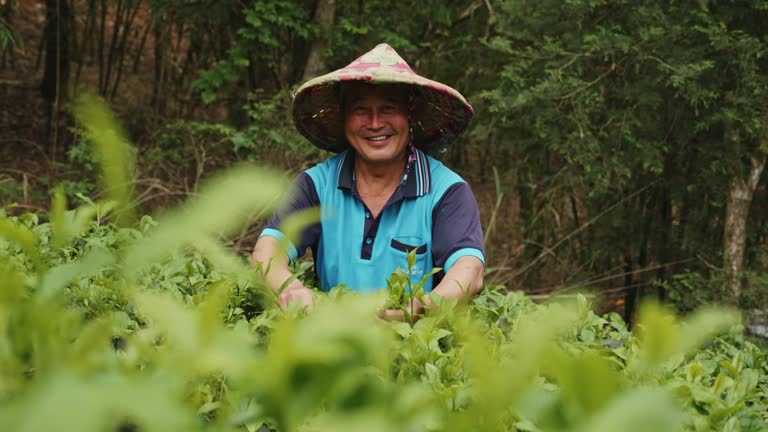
[292,70,474,154]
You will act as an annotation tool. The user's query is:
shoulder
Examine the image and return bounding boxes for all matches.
[304,151,348,189]
[426,155,466,199]
[289,171,318,199]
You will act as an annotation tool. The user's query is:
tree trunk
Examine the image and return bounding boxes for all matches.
[110,0,142,100]
[655,179,673,302]
[101,0,125,96]
[625,190,652,327]
[723,151,766,303]
[301,0,335,81]
[40,0,72,159]
[132,20,151,73]
[723,124,767,303]
[41,0,71,102]
[151,16,166,109]
[97,0,106,92]
[74,0,97,87]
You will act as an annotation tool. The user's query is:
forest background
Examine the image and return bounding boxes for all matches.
[1,0,767,326]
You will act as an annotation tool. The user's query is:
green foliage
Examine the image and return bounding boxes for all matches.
[153,120,237,162]
[235,90,319,160]
[663,270,768,313]
[473,0,768,298]
[192,0,314,101]
[146,94,318,177]
[663,271,727,313]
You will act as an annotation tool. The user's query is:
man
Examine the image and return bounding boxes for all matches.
[251,43,484,318]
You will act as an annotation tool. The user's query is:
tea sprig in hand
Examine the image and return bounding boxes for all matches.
[381,248,441,323]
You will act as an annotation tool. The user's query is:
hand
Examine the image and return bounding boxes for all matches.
[278,285,315,310]
[378,309,406,321]
[378,299,424,323]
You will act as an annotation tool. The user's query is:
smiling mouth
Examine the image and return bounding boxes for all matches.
[364,134,394,144]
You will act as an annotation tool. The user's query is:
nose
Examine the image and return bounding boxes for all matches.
[366,109,384,129]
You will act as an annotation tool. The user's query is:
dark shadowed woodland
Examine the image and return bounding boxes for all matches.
[4,0,767,318]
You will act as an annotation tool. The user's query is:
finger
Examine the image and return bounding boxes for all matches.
[281,294,294,310]
[380,309,405,321]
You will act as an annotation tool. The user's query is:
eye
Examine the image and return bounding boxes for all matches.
[381,104,400,113]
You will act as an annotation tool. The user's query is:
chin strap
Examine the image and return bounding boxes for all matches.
[407,86,417,156]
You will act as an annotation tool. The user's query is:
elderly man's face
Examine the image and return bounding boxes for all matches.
[343,83,410,167]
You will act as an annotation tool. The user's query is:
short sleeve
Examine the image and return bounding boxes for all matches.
[259,172,321,261]
[431,182,485,273]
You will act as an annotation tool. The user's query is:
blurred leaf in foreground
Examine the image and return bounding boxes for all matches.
[445,302,580,432]
[0,373,195,432]
[631,301,739,375]
[72,93,136,227]
[122,163,289,277]
[279,206,321,255]
[133,287,259,380]
[575,387,685,432]
[245,293,394,432]
[37,249,115,301]
[541,349,626,423]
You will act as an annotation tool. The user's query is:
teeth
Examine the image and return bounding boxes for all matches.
[368,136,389,141]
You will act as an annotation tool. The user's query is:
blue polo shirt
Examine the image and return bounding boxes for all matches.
[259,147,484,293]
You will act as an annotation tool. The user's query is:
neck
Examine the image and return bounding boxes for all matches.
[353,153,407,192]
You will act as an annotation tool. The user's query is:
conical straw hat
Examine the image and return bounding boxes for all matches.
[292,43,474,153]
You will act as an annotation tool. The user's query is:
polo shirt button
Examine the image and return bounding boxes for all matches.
[365,237,373,245]
[365,211,371,219]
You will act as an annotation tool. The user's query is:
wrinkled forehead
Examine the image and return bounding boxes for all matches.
[340,82,411,107]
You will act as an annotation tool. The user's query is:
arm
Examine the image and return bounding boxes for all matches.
[430,255,484,301]
[428,181,485,305]
[251,236,315,310]
[252,172,320,310]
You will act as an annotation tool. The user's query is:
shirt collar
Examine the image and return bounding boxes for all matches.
[336,146,431,198]
[336,149,355,190]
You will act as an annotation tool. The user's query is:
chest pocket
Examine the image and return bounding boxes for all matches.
[389,235,430,288]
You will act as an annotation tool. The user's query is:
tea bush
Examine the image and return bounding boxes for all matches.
[1,210,766,431]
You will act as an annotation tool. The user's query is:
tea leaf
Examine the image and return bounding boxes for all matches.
[279,206,321,249]
[632,301,680,372]
[632,301,740,376]
[0,217,41,271]
[50,186,67,250]
[37,249,115,301]
[575,387,684,432]
[543,349,626,418]
[4,373,196,432]
[677,306,740,354]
